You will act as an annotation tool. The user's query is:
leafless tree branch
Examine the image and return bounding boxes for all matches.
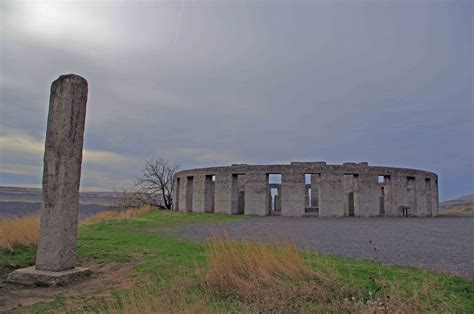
[136,157,179,209]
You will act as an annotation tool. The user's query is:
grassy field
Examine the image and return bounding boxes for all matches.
[1,209,473,313]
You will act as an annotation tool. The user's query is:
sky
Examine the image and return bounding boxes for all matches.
[0,0,472,200]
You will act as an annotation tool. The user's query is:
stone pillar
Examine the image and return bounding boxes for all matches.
[415,177,429,217]
[8,74,90,285]
[185,176,194,212]
[406,177,417,216]
[172,177,180,211]
[177,176,188,212]
[280,172,305,217]
[192,175,206,213]
[356,174,380,217]
[319,173,345,217]
[214,173,233,214]
[244,172,269,216]
[432,179,439,216]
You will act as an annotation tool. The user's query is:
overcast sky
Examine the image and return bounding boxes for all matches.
[0,0,472,200]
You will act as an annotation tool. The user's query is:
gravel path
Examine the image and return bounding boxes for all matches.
[154,216,474,277]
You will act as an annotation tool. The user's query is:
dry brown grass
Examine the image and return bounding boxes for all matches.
[82,205,153,224]
[202,238,355,312]
[0,214,40,252]
[0,206,154,252]
[201,239,447,313]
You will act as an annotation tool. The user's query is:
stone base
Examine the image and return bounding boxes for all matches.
[7,266,90,286]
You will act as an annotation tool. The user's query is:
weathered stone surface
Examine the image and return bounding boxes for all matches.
[173,162,439,218]
[35,74,88,271]
[281,171,305,216]
[191,175,206,213]
[244,172,269,216]
[7,266,90,286]
[213,173,233,214]
[319,173,345,217]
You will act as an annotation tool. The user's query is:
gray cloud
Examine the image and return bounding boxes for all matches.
[1,0,472,199]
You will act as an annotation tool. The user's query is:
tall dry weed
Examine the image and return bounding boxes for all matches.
[202,239,448,313]
[202,238,354,312]
[83,205,153,224]
[0,214,40,252]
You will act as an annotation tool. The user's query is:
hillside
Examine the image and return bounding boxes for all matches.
[440,194,474,215]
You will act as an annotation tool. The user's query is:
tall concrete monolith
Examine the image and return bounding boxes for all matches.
[8,74,90,286]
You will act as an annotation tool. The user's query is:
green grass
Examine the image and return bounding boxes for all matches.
[0,245,36,280]
[306,254,473,312]
[1,210,473,312]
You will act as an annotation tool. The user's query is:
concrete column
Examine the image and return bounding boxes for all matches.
[244,172,269,216]
[214,173,233,214]
[424,178,433,217]
[281,172,305,217]
[35,75,88,271]
[185,176,194,212]
[177,176,188,212]
[8,74,91,285]
[356,174,380,217]
[415,177,429,216]
[319,173,345,217]
[432,179,439,216]
[172,177,180,211]
[192,175,206,213]
[407,177,417,216]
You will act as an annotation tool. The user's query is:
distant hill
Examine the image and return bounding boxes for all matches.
[455,194,474,201]
[440,194,474,214]
[0,186,122,217]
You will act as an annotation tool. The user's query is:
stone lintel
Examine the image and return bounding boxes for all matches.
[7,266,90,287]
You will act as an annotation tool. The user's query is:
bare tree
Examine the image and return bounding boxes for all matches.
[136,157,179,209]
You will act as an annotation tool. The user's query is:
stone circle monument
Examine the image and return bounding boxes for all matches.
[8,74,90,286]
[173,162,438,217]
